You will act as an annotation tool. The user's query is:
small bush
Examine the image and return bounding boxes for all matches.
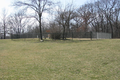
[50,33,61,39]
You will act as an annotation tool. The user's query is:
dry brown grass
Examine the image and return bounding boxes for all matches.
[0,39,120,80]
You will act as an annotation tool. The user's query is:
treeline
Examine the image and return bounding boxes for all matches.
[0,0,120,39]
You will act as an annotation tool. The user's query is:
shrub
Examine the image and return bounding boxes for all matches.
[50,33,61,39]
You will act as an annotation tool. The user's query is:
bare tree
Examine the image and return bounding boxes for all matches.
[113,7,120,37]
[48,21,61,33]
[64,4,75,33]
[55,11,66,39]
[77,3,95,32]
[8,11,29,34]
[1,9,8,39]
[14,0,53,41]
[94,0,120,38]
[55,3,75,39]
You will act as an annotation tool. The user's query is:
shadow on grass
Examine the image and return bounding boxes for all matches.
[11,38,39,41]
[35,38,99,43]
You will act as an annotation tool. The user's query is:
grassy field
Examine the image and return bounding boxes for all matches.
[0,39,120,80]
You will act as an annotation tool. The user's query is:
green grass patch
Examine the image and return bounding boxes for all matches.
[0,39,120,80]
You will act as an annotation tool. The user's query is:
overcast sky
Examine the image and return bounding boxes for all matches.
[54,0,93,7]
[0,0,93,13]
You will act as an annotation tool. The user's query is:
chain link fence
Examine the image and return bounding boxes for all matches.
[11,32,111,40]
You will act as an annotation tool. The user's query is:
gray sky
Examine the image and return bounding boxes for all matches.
[0,0,92,13]
[0,0,93,19]
[54,0,92,7]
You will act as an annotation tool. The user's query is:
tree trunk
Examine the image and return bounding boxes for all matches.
[85,21,87,32]
[4,23,6,39]
[39,15,43,41]
[63,25,65,40]
[109,20,113,38]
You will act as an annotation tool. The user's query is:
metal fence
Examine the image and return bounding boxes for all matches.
[92,32,111,39]
[11,32,111,40]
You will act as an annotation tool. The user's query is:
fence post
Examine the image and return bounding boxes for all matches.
[72,32,73,40]
[90,31,92,40]
[11,33,13,40]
